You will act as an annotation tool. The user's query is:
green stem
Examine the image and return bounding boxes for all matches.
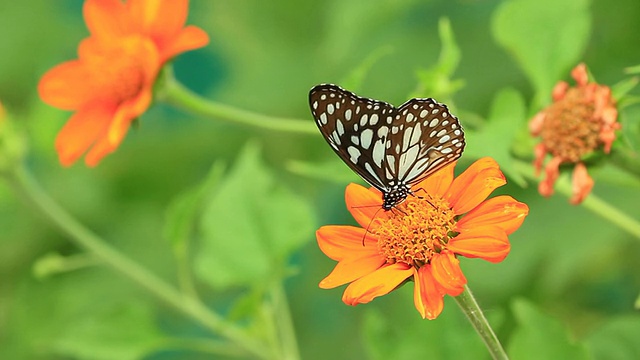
[158,67,317,135]
[513,160,640,241]
[7,165,267,359]
[454,285,509,360]
[554,176,640,240]
[270,282,301,360]
[175,235,200,300]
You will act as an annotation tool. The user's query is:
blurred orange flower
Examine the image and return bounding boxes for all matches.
[529,63,620,204]
[317,158,529,319]
[38,0,209,166]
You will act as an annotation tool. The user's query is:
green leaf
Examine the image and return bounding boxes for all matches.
[464,87,528,187]
[285,159,360,185]
[194,142,316,289]
[341,45,394,93]
[611,76,639,102]
[163,162,226,250]
[3,268,164,360]
[51,300,163,360]
[363,296,490,360]
[508,299,589,360]
[585,315,640,360]
[32,252,99,280]
[492,0,591,109]
[411,17,465,102]
[624,64,640,75]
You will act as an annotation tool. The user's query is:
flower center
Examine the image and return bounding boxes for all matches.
[85,37,151,104]
[541,87,601,162]
[375,194,456,268]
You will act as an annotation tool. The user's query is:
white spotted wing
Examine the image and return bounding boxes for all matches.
[309,84,465,208]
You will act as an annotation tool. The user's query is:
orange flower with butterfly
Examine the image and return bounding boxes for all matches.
[309,85,528,319]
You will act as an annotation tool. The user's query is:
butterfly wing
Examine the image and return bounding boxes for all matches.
[385,98,465,186]
[309,84,396,191]
[310,84,466,196]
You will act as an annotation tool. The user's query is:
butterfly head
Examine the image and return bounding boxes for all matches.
[382,182,411,210]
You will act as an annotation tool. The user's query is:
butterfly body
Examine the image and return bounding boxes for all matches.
[309,84,465,210]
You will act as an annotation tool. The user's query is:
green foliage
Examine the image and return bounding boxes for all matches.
[285,159,359,185]
[508,299,590,360]
[194,142,315,289]
[340,46,395,93]
[411,17,465,104]
[465,87,528,186]
[585,315,640,360]
[49,301,162,360]
[2,269,164,360]
[492,0,591,109]
[363,296,489,360]
[163,162,226,251]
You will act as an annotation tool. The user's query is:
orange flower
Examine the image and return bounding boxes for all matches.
[38,0,209,166]
[317,158,529,319]
[529,63,620,204]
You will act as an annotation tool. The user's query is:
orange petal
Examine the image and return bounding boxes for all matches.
[84,0,132,40]
[84,131,121,167]
[319,253,386,289]
[599,106,619,154]
[533,143,546,176]
[345,183,388,228]
[342,263,412,305]
[84,99,146,167]
[528,112,545,136]
[415,161,455,198]
[55,102,116,166]
[538,156,561,197]
[571,63,588,87]
[159,26,210,61]
[128,0,188,37]
[446,157,506,215]
[447,226,510,263]
[413,265,444,320]
[316,225,379,261]
[107,88,152,145]
[456,195,529,235]
[569,163,594,205]
[430,252,466,296]
[38,61,97,110]
[551,81,569,101]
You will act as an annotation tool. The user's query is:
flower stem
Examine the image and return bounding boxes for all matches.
[270,282,301,360]
[554,176,640,240]
[513,160,640,241]
[7,165,268,359]
[454,285,509,360]
[157,67,317,135]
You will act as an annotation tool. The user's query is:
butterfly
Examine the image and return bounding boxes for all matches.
[309,84,465,210]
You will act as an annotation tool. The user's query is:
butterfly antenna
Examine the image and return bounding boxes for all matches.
[362,207,383,246]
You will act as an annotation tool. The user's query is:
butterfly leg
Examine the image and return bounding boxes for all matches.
[411,188,436,208]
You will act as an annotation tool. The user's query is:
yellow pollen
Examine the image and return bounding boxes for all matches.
[375,194,456,268]
[541,87,601,162]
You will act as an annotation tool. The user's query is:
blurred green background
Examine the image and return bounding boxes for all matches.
[1,0,639,359]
